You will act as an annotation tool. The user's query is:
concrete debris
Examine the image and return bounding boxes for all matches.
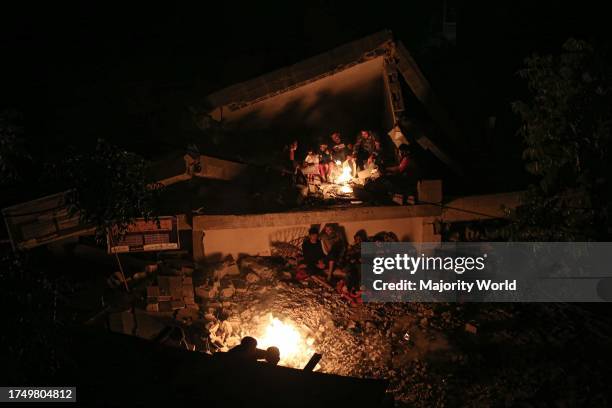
[213,256,241,280]
[196,284,218,300]
[177,256,479,406]
[220,285,236,299]
[245,272,260,283]
[239,256,277,280]
[465,322,478,334]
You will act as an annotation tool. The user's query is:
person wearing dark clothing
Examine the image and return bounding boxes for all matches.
[384,143,419,199]
[331,132,357,177]
[344,230,368,291]
[221,337,282,365]
[353,130,380,169]
[330,132,349,162]
[319,224,346,281]
[223,336,259,361]
[301,227,327,274]
[264,347,280,365]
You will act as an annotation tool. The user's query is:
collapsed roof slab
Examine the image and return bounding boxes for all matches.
[204,30,462,175]
[209,56,390,141]
[206,31,395,142]
[207,30,394,110]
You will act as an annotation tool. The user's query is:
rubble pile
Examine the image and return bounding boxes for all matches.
[126,253,612,406]
[135,255,612,406]
[195,256,466,405]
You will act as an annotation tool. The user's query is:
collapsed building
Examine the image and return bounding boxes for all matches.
[0,30,524,405]
[2,30,520,259]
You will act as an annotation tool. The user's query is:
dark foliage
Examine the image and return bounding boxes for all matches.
[50,139,164,240]
[510,39,612,241]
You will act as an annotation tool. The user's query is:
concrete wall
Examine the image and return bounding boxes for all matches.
[192,204,441,261]
[210,57,390,141]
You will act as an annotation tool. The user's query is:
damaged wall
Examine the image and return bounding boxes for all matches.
[210,57,391,143]
[192,204,441,261]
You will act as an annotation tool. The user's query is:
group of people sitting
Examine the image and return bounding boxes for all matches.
[287,130,416,198]
[296,224,389,306]
[288,130,382,183]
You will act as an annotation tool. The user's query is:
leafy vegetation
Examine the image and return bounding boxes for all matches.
[510,39,612,240]
[52,138,163,239]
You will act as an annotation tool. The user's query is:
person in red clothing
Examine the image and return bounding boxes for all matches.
[383,143,418,203]
[385,143,411,176]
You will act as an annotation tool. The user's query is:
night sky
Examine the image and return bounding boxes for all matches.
[1,2,608,160]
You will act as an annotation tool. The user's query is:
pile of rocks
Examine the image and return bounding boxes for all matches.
[190,255,476,405]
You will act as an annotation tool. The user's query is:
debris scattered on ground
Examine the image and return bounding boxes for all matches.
[127,254,612,407]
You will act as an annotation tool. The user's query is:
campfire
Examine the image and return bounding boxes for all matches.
[330,161,354,195]
[254,314,316,369]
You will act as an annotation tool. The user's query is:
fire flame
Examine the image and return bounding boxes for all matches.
[256,315,315,368]
[336,164,352,185]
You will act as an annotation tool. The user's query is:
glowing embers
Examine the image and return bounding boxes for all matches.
[339,185,353,194]
[335,161,353,185]
[255,314,315,368]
